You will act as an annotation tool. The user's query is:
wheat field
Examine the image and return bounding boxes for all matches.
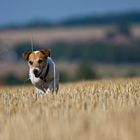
[0,78,140,140]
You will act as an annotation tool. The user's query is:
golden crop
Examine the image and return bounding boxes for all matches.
[0,78,140,140]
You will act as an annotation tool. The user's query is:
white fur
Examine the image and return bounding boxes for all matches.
[29,57,59,94]
[29,68,41,84]
[34,51,40,54]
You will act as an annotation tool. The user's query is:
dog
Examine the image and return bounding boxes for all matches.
[22,48,59,94]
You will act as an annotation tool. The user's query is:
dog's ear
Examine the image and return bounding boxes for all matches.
[22,51,32,61]
[41,48,51,57]
[45,48,51,57]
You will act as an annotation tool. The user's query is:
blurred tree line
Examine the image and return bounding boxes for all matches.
[13,23,140,65]
[1,11,140,29]
[2,60,96,84]
[15,41,140,64]
[2,23,140,84]
[60,60,97,82]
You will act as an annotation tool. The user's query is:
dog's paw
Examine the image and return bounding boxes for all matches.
[45,89,51,94]
[35,88,45,94]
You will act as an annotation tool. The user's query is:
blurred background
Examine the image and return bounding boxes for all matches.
[0,0,140,86]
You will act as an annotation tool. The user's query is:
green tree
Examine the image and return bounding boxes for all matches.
[118,24,131,36]
[76,61,97,80]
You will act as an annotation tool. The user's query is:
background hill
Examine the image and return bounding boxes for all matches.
[1,11,140,85]
[0,11,140,30]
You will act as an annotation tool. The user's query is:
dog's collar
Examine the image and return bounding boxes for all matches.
[40,64,50,82]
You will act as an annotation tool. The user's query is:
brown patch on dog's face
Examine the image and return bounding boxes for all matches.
[23,49,51,77]
[23,49,51,67]
[22,51,32,61]
[28,51,47,68]
[40,48,51,57]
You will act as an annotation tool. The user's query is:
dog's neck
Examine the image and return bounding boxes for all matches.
[39,63,49,78]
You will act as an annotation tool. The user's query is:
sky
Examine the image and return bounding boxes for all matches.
[0,0,140,25]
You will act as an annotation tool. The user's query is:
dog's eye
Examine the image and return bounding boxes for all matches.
[29,61,33,65]
[38,59,43,64]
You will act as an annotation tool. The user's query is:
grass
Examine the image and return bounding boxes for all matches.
[0,78,140,140]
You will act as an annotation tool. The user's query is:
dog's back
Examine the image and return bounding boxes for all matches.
[46,57,59,92]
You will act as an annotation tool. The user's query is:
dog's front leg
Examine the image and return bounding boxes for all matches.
[46,81,58,94]
[45,88,51,94]
[35,86,45,94]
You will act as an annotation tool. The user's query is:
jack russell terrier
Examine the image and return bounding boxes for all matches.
[23,49,59,94]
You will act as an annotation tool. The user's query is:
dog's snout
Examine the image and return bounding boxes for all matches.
[33,69,38,74]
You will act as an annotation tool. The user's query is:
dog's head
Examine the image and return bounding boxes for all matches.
[22,49,51,77]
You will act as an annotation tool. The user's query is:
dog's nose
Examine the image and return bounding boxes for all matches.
[33,69,38,74]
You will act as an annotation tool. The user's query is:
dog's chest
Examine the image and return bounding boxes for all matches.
[29,72,41,84]
[29,72,49,89]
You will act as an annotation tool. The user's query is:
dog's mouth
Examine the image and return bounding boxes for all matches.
[34,73,40,78]
[33,69,42,78]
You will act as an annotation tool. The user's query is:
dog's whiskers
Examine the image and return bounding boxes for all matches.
[24,78,30,84]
